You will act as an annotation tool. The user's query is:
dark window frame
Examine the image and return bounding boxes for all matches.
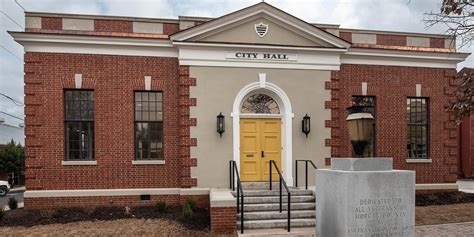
[134,91,164,160]
[64,89,95,161]
[351,96,376,157]
[406,97,430,159]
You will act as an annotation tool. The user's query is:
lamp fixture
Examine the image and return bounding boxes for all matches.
[302,114,311,137]
[217,112,225,137]
[346,106,374,157]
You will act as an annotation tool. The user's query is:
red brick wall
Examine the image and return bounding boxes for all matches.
[210,207,237,233]
[471,115,474,174]
[163,23,180,35]
[24,52,196,190]
[42,17,62,30]
[339,32,352,42]
[94,19,132,33]
[25,194,209,209]
[376,34,406,46]
[180,195,210,209]
[327,65,458,183]
[430,38,445,48]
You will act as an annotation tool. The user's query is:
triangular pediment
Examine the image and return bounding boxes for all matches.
[171,2,350,48]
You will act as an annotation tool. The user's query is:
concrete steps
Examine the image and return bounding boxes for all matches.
[238,218,316,229]
[239,210,315,220]
[232,189,313,197]
[233,183,316,230]
[245,195,314,204]
[243,202,315,212]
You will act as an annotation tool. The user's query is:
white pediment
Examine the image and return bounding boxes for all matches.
[171,2,350,49]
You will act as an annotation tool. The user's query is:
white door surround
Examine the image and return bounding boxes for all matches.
[231,78,294,186]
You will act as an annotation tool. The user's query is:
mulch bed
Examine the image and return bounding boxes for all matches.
[0,205,209,230]
[416,191,474,206]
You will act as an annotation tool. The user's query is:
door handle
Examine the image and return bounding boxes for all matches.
[261,151,264,158]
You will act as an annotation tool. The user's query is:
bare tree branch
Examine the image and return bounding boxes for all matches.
[424,1,473,124]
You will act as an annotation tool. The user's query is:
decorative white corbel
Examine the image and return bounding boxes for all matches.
[74,74,82,89]
[145,76,152,90]
[416,84,421,97]
[361,82,367,96]
[259,73,266,88]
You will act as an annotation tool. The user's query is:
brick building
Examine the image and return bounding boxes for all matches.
[9,2,470,232]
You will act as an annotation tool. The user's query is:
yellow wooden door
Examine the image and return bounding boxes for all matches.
[240,118,281,181]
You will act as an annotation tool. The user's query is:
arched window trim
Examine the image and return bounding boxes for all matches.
[240,93,280,114]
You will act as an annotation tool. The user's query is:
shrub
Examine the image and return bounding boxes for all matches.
[185,197,196,210]
[182,203,193,219]
[155,201,166,212]
[8,198,17,210]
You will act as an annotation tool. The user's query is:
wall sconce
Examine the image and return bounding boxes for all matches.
[302,114,311,137]
[217,112,225,137]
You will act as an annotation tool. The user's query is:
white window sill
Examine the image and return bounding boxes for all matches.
[62,160,97,166]
[132,160,165,165]
[406,159,432,164]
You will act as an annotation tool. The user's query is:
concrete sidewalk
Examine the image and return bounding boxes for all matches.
[457,180,474,193]
[238,222,474,236]
[9,186,26,193]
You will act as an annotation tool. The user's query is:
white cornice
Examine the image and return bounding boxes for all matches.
[172,41,348,52]
[341,48,470,69]
[176,43,344,70]
[9,32,470,69]
[10,32,178,57]
[170,3,350,48]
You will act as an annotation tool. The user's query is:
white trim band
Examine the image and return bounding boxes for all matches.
[415,183,458,190]
[11,32,178,58]
[406,159,432,163]
[24,188,210,198]
[210,188,236,207]
[132,160,165,165]
[62,160,97,166]
[341,48,469,69]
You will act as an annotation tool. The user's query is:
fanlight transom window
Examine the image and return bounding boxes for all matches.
[241,94,280,114]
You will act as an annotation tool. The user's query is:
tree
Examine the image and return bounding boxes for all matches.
[424,0,473,124]
[0,140,25,176]
[449,68,473,125]
[425,0,473,47]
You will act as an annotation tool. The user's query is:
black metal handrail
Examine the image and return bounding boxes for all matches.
[229,160,245,234]
[295,160,318,190]
[269,160,291,232]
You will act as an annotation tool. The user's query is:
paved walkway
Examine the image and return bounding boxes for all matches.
[458,180,474,194]
[239,222,474,236]
[415,222,474,237]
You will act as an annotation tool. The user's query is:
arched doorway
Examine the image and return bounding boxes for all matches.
[231,81,294,185]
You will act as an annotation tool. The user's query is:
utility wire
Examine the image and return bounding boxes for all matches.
[0,46,23,62]
[0,11,23,29]
[0,93,24,106]
[0,111,24,121]
[14,0,26,11]
[0,104,23,117]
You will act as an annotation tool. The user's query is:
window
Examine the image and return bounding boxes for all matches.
[407,98,429,159]
[64,90,94,160]
[241,94,280,114]
[135,92,163,160]
[351,96,376,157]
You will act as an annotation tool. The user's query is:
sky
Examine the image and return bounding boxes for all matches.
[0,0,473,126]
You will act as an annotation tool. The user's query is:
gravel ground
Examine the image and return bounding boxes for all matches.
[0,218,235,237]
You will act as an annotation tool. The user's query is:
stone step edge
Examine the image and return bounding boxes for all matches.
[243,203,315,207]
[238,210,315,216]
[239,218,316,223]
